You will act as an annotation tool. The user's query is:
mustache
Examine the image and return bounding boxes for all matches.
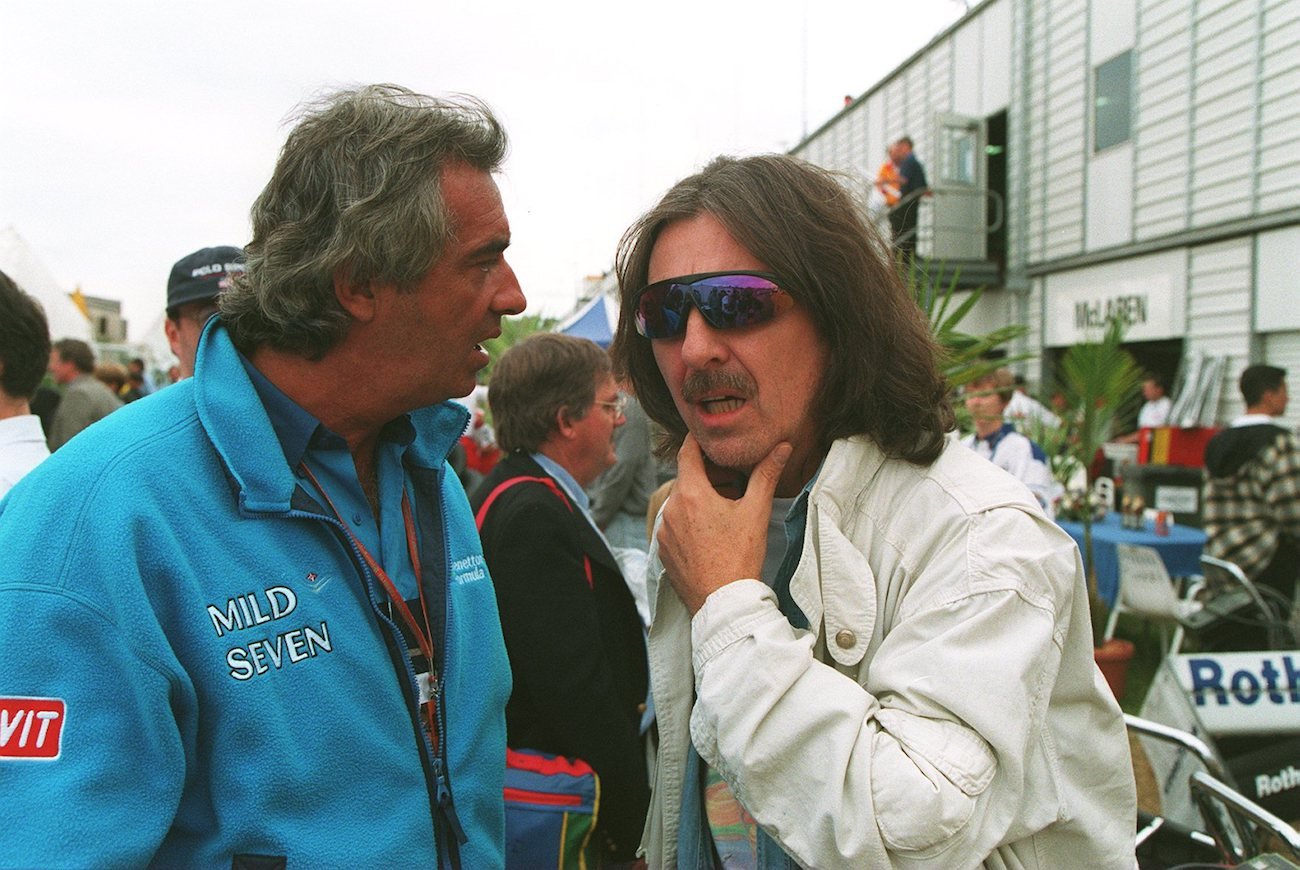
[681,370,756,404]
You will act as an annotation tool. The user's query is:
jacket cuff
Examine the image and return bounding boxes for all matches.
[690,579,780,668]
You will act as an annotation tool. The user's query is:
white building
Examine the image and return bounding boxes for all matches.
[84,295,128,344]
[791,0,1300,431]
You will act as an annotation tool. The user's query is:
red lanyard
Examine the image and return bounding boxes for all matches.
[299,462,440,750]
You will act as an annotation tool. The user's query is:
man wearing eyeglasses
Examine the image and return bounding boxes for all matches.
[610,154,1135,868]
[471,333,649,865]
[0,86,523,867]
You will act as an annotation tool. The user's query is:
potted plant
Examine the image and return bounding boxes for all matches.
[910,271,1142,689]
[1049,319,1146,694]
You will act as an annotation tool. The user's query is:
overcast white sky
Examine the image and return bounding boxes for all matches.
[2,1,966,340]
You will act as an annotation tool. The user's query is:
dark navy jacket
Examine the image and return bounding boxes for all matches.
[472,451,649,862]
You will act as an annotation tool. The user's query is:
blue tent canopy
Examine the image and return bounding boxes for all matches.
[555,294,619,348]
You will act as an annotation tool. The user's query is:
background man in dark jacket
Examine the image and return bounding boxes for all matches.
[472,332,650,864]
[1203,363,1300,605]
[887,135,929,259]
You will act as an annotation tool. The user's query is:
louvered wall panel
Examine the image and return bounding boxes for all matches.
[1135,0,1192,238]
[1040,0,1088,260]
[1258,0,1300,211]
[1187,240,1253,421]
[1189,1,1257,225]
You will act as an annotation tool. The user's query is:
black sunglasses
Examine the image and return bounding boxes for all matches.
[632,271,794,339]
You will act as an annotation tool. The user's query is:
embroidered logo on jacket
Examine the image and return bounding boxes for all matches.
[206,585,334,681]
[0,697,66,760]
[451,554,487,585]
[304,570,333,594]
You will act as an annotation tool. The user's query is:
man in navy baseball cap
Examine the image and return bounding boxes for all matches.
[165,245,245,378]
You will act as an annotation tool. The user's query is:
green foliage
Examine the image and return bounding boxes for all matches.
[910,263,1145,645]
[1056,317,1145,481]
[1023,413,1085,499]
[909,263,1029,398]
[1020,319,1145,512]
[480,312,557,380]
[1050,317,1146,644]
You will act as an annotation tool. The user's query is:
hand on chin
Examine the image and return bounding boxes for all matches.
[702,456,749,500]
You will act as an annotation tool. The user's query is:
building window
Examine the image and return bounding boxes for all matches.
[1094,50,1132,152]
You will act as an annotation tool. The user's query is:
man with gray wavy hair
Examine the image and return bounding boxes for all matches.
[0,84,525,866]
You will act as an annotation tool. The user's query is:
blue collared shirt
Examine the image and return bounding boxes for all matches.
[531,452,591,514]
[532,452,612,547]
[239,353,421,600]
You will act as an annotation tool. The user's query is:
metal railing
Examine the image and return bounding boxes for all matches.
[1125,713,1300,863]
[885,187,1005,258]
[1191,770,1300,863]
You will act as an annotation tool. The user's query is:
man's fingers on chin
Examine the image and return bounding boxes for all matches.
[746,442,792,497]
[675,435,705,479]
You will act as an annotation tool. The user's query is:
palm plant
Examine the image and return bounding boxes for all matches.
[1052,318,1145,643]
[1023,413,1085,499]
[909,264,1029,399]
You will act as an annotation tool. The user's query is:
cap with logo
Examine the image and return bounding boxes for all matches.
[166,246,246,313]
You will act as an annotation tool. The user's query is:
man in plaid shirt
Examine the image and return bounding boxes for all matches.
[1203,364,1300,605]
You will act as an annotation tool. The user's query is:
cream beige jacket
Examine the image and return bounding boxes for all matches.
[642,435,1136,868]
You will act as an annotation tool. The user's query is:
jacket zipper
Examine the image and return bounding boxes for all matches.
[287,505,459,864]
[431,467,466,865]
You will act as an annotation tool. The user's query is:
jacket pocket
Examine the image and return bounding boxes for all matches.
[870,709,997,853]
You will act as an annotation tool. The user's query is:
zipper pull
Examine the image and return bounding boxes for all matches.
[433,759,468,845]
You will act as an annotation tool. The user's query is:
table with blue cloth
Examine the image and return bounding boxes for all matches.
[1056,513,1207,607]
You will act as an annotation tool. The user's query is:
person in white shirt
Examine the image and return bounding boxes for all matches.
[0,270,52,498]
[963,367,1060,516]
[1137,374,1172,429]
[1004,373,1061,429]
[1116,373,1174,444]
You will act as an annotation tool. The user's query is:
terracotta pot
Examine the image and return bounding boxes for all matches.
[1094,638,1136,700]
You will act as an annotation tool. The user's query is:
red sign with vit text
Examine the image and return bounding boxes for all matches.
[0,697,66,760]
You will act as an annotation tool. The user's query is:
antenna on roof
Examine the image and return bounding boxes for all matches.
[800,1,809,139]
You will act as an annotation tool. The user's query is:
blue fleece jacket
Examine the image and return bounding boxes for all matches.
[0,323,511,868]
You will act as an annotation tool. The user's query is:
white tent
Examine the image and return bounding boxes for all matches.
[0,226,92,342]
[133,310,179,377]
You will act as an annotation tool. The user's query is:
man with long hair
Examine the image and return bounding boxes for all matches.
[610,154,1134,867]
